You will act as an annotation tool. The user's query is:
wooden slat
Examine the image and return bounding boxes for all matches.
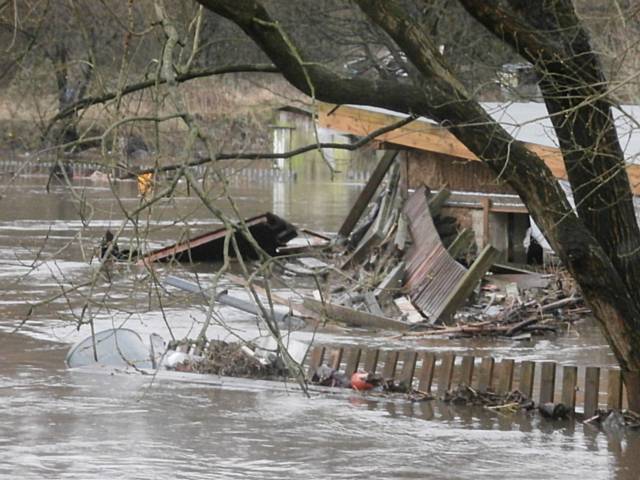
[382,350,400,379]
[417,352,436,393]
[397,351,419,389]
[437,353,456,397]
[459,356,475,386]
[337,150,398,237]
[584,367,601,417]
[561,366,578,412]
[436,245,501,323]
[607,369,623,410]
[476,357,495,392]
[344,348,362,377]
[539,362,557,404]
[363,349,380,374]
[329,348,344,370]
[518,361,536,399]
[303,297,410,331]
[306,346,325,378]
[497,359,515,395]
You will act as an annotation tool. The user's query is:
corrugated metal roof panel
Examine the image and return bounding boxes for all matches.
[404,186,467,321]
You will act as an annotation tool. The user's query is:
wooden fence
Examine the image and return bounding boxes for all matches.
[306,345,628,417]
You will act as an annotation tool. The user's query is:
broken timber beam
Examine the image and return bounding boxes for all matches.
[337,150,398,238]
[428,188,450,216]
[447,228,474,258]
[435,244,501,323]
[302,297,409,331]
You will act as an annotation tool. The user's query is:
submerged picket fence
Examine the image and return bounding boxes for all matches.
[306,345,627,417]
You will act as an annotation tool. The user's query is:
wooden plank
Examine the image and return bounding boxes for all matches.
[381,350,400,379]
[607,369,623,410]
[428,188,450,216]
[344,348,362,377]
[584,367,601,417]
[337,150,398,237]
[435,244,501,323]
[447,228,474,258]
[397,350,418,389]
[437,353,456,397]
[539,362,557,404]
[329,348,343,370]
[518,361,536,399]
[417,352,436,393]
[561,366,578,412]
[476,357,495,392]
[306,346,325,378]
[363,349,380,374]
[497,359,515,395]
[459,356,475,386]
[363,292,385,316]
[374,262,405,303]
[303,297,410,331]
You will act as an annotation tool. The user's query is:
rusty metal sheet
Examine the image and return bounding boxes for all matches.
[404,186,467,322]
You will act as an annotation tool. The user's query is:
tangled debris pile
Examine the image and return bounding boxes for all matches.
[165,339,288,379]
[281,152,591,338]
[442,384,534,410]
[585,409,640,430]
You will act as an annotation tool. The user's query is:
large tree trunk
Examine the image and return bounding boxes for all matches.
[196,0,640,411]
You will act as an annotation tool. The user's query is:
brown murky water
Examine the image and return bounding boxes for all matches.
[0,168,638,479]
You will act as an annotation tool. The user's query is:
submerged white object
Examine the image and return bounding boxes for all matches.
[65,328,155,369]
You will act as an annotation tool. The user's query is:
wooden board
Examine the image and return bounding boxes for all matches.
[539,362,557,404]
[584,367,601,417]
[497,359,515,395]
[476,357,495,392]
[303,297,410,331]
[418,352,436,393]
[561,366,578,412]
[437,353,456,397]
[519,361,536,399]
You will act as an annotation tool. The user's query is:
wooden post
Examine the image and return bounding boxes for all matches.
[476,357,495,392]
[539,362,557,404]
[584,367,601,417]
[382,350,400,379]
[518,361,536,399]
[363,349,380,374]
[447,228,475,258]
[435,245,501,323]
[561,366,578,413]
[306,346,325,378]
[481,197,491,247]
[417,352,436,393]
[607,369,623,411]
[437,353,456,397]
[338,150,398,237]
[397,350,418,389]
[497,359,515,395]
[428,188,451,216]
[329,348,343,370]
[460,356,475,386]
[344,348,362,377]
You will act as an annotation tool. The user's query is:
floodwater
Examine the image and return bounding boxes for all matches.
[0,167,638,479]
